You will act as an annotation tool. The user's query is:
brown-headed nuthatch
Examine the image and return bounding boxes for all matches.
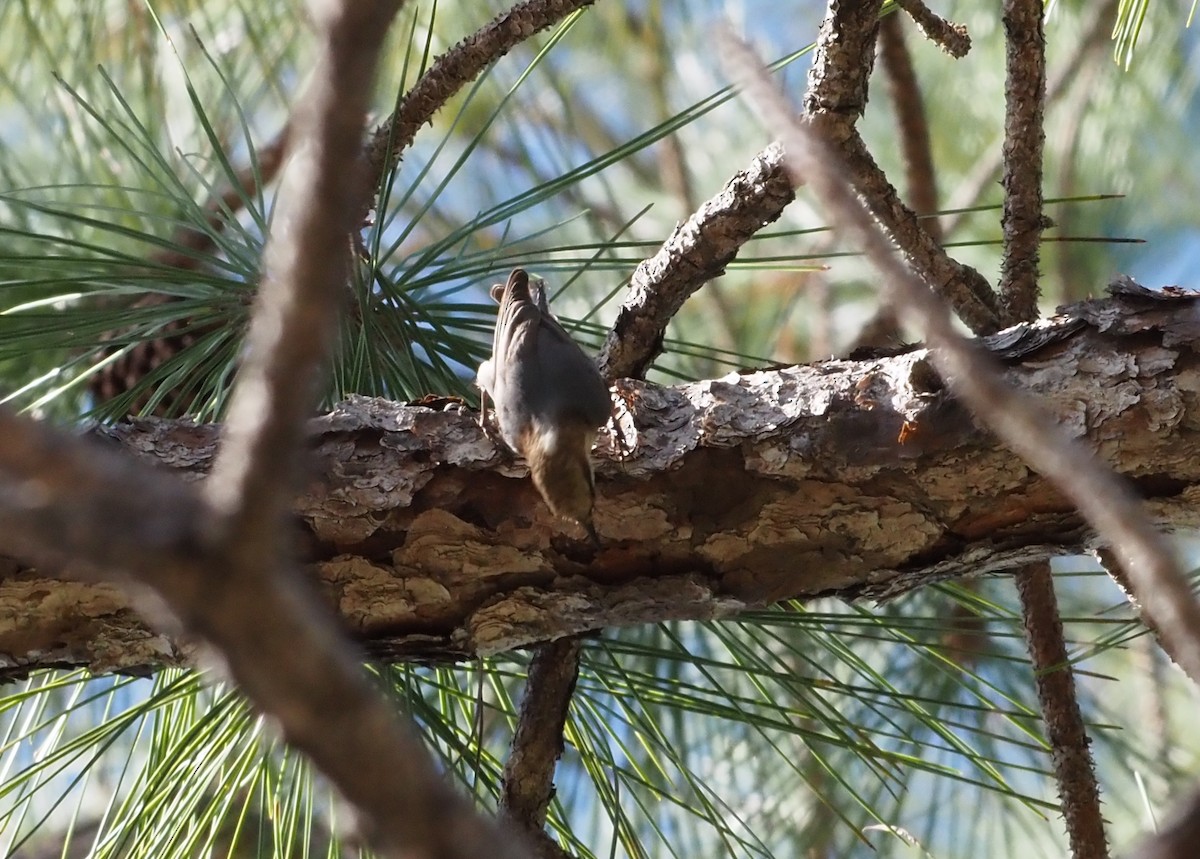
[477,268,611,542]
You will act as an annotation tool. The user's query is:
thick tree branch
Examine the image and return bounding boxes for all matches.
[4,283,1200,674]
[999,0,1048,325]
[728,36,1200,685]
[1016,563,1110,859]
[0,411,210,581]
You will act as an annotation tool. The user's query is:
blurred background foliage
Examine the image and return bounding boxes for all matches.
[1,1,1199,857]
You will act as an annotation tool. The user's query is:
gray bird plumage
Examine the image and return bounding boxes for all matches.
[477,269,611,539]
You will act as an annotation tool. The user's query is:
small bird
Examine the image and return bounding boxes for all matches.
[477,269,612,542]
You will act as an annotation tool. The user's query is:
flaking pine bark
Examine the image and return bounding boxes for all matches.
[3,279,1199,676]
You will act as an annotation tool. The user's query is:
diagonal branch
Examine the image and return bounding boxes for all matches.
[502,637,584,857]
[597,144,795,380]
[0,3,540,858]
[204,3,392,535]
[363,0,597,210]
[725,31,1200,686]
[600,1,986,378]
[1015,562,1110,859]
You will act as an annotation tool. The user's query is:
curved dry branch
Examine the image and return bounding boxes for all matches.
[597,144,795,380]
[363,0,597,208]
[804,0,1000,334]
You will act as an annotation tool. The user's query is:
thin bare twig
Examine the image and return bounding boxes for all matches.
[942,0,1117,237]
[724,32,1200,685]
[879,14,941,241]
[502,638,583,852]
[363,0,596,208]
[1016,562,1110,859]
[999,0,1048,325]
[894,0,971,57]
[804,0,1000,334]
